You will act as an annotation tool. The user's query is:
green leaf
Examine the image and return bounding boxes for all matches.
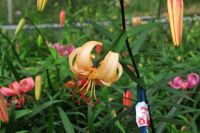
[15,109,31,119]
[58,107,75,133]
[28,100,62,118]
[155,117,186,125]
[15,131,29,133]
[156,98,183,133]
[111,109,125,133]
[49,48,58,59]
[127,22,156,37]
[163,87,194,102]
[47,106,54,133]
[132,31,147,55]
[87,20,114,39]
[87,106,95,133]
[112,31,127,53]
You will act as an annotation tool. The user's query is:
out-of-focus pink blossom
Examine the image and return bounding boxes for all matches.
[168,76,185,89]
[168,73,199,90]
[0,77,34,96]
[187,73,200,88]
[52,43,75,56]
[0,77,34,109]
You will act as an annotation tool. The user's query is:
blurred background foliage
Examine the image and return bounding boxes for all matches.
[0,0,200,133]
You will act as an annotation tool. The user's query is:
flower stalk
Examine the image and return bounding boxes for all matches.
[119,0,155,132]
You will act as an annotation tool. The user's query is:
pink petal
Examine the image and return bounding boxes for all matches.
[187,73,200,88]
[0,87,19,96]
[60,45,75,56]
[66,45,75,54]
[52,43,62,49]
[180,81,189,89]
[19,77,34,93]
[168,76,184,89]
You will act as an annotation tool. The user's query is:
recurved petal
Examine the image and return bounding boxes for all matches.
[0,87,19,96]
[19,77,34,93]
[69,47,83,75]
[89,51,123,86]
[69,41,102,76]
[9,81,21,94]
[75,41,102,71]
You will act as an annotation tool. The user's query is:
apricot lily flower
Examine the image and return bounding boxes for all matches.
[69,41,123,98]
[167,0,183,46]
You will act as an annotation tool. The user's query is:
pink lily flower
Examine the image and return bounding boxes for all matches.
[168,73,199,90]
[0,77,34,109]
[52,43,75,57]
[168,76,184,89]
[0,77,34,96]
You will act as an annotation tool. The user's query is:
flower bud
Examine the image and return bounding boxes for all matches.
[15,18,26,35]
[37,0,48,12]
[59,10,65,28]
[167,0,183,46]
[132,17,142,27]
[35,75,42,101]
[37,35,43,47]
[123,89,133,109]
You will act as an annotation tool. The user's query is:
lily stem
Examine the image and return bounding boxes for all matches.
[119,0,155,132]
[119,0,140,79]
[24,17,61,84]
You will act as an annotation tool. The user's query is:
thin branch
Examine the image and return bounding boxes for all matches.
[119,0,140,78]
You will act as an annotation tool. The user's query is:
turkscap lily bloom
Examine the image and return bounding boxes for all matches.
[167,0,183,46]
[168,73,199,89]
[0,77,34,109]
[69,41,123,100]
[0,77,34,96]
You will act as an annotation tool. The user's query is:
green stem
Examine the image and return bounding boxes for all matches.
[24,17,61,83]
[119,0,140,79]
[0,31,23,65]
